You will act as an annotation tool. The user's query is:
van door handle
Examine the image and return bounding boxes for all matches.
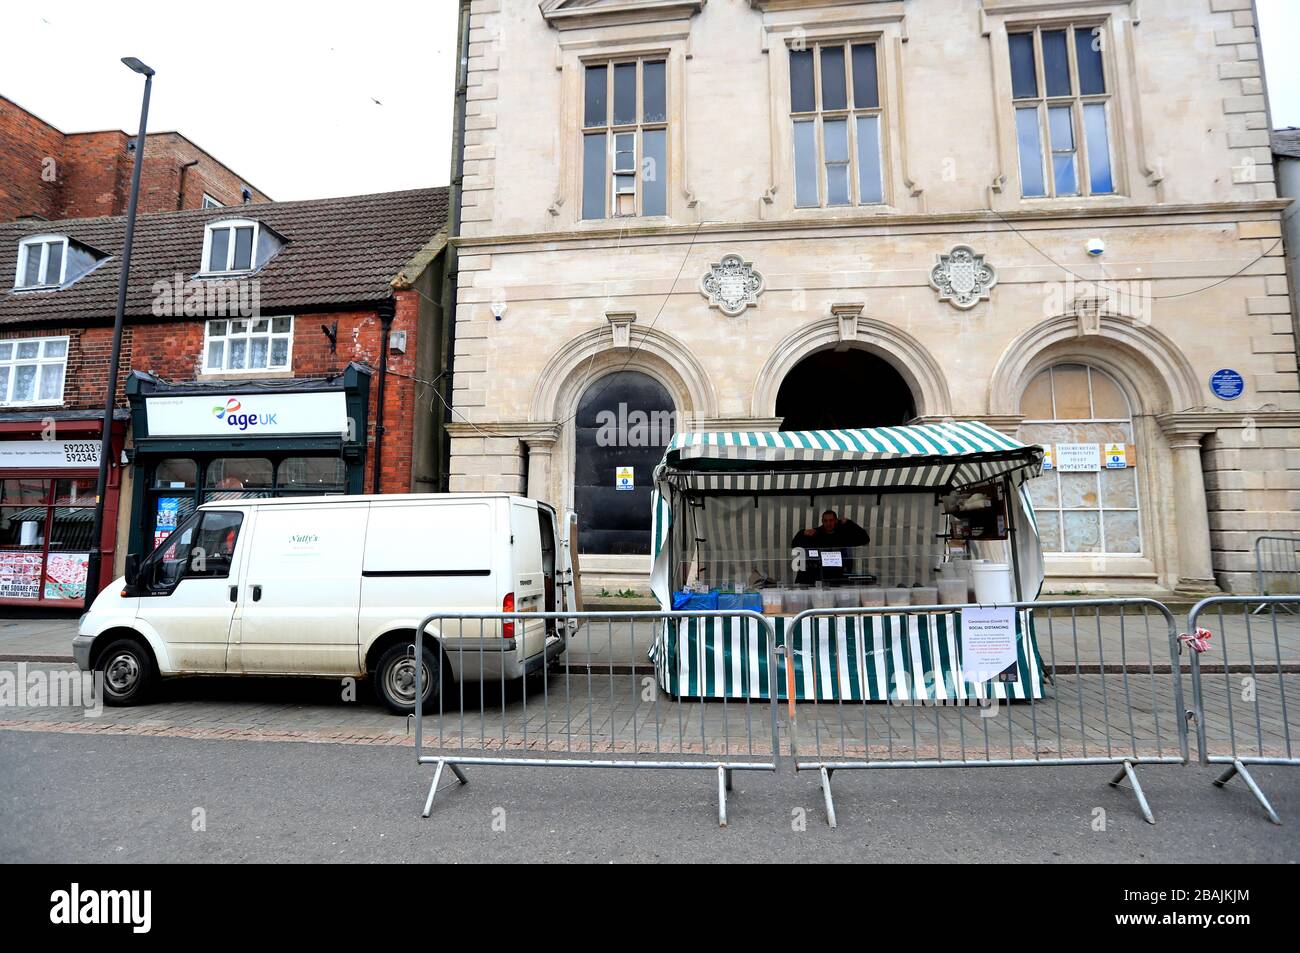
[251,585,262,602]
[229,586,238,603]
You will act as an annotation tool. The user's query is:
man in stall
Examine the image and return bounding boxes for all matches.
[791,509,870,585]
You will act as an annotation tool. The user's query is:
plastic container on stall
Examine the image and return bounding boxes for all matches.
[910,586,939,606]
[834,587,858,608]
[859,587,886,607]
[885,587,912,607]
[812,586,836,609]
[937,577,968,605]
[760,588,785,615]
[783,588,812,613]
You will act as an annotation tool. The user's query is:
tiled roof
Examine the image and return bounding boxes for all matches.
[1274,128,1300,159]
[0,187,448,325]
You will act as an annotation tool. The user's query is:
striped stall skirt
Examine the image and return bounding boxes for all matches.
[651,611,1046,702]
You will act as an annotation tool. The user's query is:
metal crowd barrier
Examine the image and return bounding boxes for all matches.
[1186,595,1300,824]
[413,609,785,827]
[785,599,1189,827]
[1253,536,1300,615]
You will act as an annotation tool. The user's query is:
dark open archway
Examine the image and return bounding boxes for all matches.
[573,370,675,555]
[776,348,916,431]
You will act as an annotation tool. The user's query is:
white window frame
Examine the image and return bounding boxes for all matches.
[14,236,70,289]
[201,193,224,209]
[201,219,261,275]
[201,316,294,374]
[0,335,70,406]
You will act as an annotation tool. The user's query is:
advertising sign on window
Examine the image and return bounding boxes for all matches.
[0,552,42,600]
[43,552,89,600]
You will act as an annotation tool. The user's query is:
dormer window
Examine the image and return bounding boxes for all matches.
[15,236,68,289]
[201,219,283,276]
[202,219,259,274]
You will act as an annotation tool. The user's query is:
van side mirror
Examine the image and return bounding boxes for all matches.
[124,553,140,588]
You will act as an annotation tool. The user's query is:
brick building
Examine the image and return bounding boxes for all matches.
[0,188,450,607]
[0,95,271,223]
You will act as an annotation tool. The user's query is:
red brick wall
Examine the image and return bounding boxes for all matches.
[0,98,270,222]
[59,131,132,220]
[0,97,66,221]
[0,298,421,494]
[130,297,421,493]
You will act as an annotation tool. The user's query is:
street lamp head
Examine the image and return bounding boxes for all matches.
[121,57,154,77]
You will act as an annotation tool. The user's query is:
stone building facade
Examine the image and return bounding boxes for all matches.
[448,0,1298,596]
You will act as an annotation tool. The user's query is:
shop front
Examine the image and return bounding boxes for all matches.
[124,365,371,558]
[0,412,127,607]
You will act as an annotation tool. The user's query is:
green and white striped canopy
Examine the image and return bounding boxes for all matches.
[655,420,1042,493]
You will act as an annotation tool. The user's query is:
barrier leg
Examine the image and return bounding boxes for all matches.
[421,758,468,819]
[1215,759,1282,825]
[717,766,729,828]
[820,766,838,829]
[1108,760,1156,825]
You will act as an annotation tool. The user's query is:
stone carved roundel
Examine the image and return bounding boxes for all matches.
[699,253,764,316]
[930,244,997,310]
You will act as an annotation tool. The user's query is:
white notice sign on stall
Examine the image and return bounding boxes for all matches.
[960,606,1019,682]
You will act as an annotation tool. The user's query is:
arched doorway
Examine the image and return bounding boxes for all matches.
[775,348,916,430]
[573,370,676,555]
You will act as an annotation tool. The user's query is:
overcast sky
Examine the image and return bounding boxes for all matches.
[2,1,1297,202]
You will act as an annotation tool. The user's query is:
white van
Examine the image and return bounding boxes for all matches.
[74,494,574,714]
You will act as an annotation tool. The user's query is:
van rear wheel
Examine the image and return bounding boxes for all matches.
[375,642,440,716]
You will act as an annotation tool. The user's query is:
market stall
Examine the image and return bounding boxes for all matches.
[649,421,1046,702]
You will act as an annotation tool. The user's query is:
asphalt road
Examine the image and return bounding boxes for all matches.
[1,729,1296,862]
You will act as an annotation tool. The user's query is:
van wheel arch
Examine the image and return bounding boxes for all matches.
[90,627,158,672]
[364,629,449,680]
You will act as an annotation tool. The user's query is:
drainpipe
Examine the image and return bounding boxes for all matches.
[176,159,199,210]
[372,297,397,494]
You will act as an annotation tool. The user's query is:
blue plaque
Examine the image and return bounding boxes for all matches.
[1209,369,1244,401]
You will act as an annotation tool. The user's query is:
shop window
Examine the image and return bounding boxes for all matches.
[0,336,69,406]
[149,459,199,550]
[1009,24,1115,199]
[789,40,884,208]
[581,58,668,219]
[277,457,346,494]
[1018,363,1140,556]
[0,477,93,602]
[204,458,274,502]
[203,317,293,373]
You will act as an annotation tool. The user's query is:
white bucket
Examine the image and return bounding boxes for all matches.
[972,562,1013,604]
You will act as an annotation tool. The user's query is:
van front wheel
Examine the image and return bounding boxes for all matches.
[375,642,440,716]
[96,637,154,706]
